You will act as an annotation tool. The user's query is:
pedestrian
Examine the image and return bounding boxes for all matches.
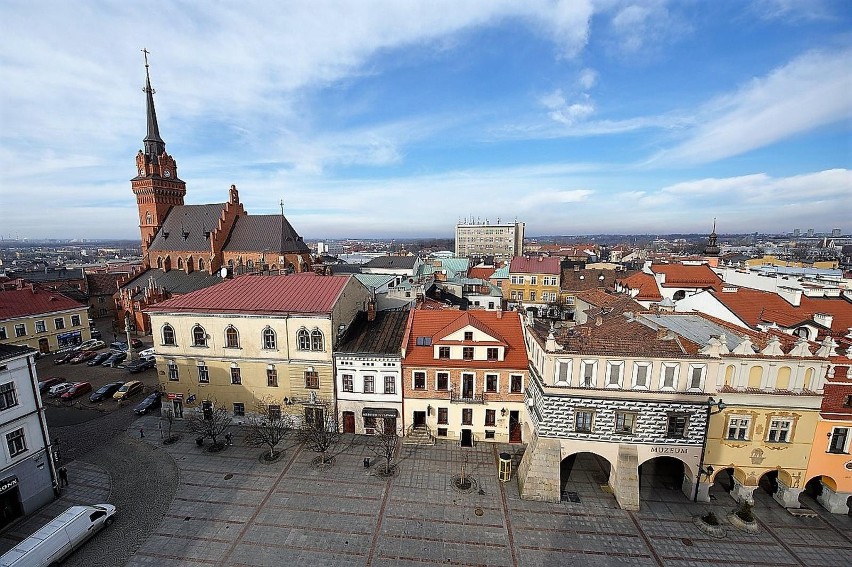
[225,432,232,446]
[140,427,144,439]
[58,466,68,487]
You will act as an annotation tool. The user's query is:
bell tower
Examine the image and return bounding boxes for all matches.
[131,49,186,262]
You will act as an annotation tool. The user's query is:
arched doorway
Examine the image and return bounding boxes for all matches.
[638,456,686,500]
[560,452,614,506]
[709,467,737,502]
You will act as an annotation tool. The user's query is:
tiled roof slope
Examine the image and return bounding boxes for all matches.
[509,256,561,275]
[575,289,645,315]
[146,273,351,315]
[86,273,123,295]
[0,287,86,320]
[337,311,410,355]
[712,288,852,334]
[148,204,227,252]
[364,256,419,270]
[222,215,309,253]
[0,343,34,361]
[562,268,635,291]
[651,264,722,289]
[119,269,224,300]
[405,310,527,369]
[467,267,495,280]
[19,268,85,283]
[616,272,662,301]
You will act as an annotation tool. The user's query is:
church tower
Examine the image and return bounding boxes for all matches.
[131,49,186,261]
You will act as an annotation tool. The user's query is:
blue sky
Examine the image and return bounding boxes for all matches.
[0,0,849,240]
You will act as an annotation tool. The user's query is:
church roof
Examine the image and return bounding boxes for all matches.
[222,214,309,254]
[148,204,227,252]
[119,268,224,300]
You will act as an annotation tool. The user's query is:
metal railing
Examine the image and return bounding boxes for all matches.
[449,389,485,404]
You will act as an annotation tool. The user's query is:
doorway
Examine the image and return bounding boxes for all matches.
[413,411,426,428]
[460,429,473,447]
[0,483,23,529]
[38,338,50,354]
[509,411,521,443]
[343,412,355,433]
[172,400,183,419]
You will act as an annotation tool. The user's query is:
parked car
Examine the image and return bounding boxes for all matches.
[89,382,124,403]
[113,380,144,401]
[53,352,76,365]
[48,382,73,397]
[109,339,144,352]
[60,382,92,401]
[102,352,127,367]
[0,504,116,567]
[133,391,162,415]
[77,339,105,351]
[90,329,102,340]
[87,352,112,366]
[125,356,156,373]
[38,377,64,394]
[138,347,155,358]
[69,350,97,364]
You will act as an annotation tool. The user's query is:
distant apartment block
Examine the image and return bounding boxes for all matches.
[455,221,524,260]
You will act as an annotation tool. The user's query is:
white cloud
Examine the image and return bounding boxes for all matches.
[578,68,598,89]
[652,49,852,165]
[750,0,836,22]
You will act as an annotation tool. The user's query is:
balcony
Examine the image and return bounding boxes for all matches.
[449,389,485,404]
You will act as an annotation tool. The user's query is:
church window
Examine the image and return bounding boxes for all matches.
[297,329,310,350]
[247,260,254,270]
[186,257,194,272]
[198,258,205,270]
[177,258,184,270]
[157,257,163,269]
[262,327,277,350]
[311,329,324,351]
[192,325,207,347]
[225,326,239,348]
[145,211,153,225]
[162,324,176,346]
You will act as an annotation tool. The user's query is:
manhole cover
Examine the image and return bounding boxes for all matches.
[474,508,484,516]
[681,538,694,546]
[224,473,233,480]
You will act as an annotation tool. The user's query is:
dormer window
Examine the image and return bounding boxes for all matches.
[464,331,473,341]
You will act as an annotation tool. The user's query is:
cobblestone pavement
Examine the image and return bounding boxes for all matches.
[124,421,851,567]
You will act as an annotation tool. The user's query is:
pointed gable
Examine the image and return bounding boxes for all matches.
[433,311,507,346]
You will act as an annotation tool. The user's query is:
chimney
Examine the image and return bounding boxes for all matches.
[367,299,376,322]
[813,313,833,329]
[777,286,802,307]
[656,327,667,340]
[496,309,503,319]
[595,315,603,326]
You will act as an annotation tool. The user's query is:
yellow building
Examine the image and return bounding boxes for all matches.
[745,255,839,269]
[145,273,369,423]
[506,256,561,309]
[0,284,90,354]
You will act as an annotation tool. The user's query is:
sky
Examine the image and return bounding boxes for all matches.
[0,0,850,240]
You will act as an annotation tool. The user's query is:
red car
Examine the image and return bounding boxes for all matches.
[38,377,64,394]
[60,382,93,400]
[69,350,97,364]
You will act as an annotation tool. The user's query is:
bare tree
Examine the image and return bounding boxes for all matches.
[187,399,232,448]
[367,418,399,475]
[244,397,294,460]
[160,406,177,443]
[297,402,340,464]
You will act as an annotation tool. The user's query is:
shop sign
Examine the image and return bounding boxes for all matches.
[0,477,18,495]
[649,446,690,455]
[167,393,184,400]
[362,408,399,418]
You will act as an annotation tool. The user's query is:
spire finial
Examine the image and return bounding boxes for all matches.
[141,48,165,159]
[279,199,286,257]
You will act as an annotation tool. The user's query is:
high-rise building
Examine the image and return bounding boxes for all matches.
[455,220,524,260]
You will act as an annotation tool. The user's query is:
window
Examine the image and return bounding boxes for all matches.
[485,430,495,440]
[844,395,852,408]
[305,407,323,426]
[438,407,448,425]
[192,325,207,347]
[305,370,319,389]
[384,376,395,394]
[311,329,324,351]
[71,315,81,326]
[297,329,310,350]
[268,368,279,387]
[633,363,650,389]
[581,361,596,387]
[666,414,689,438]
[485,374,498,393]
[14,324,26,337]
[162,324,176,346]
[463,347,474,360]
[197,364,209,383]
[556,360,571,385]
[438,346,450,359]
[464,331,473,341]
[342,375,353,392]
[510,375,523,393]
[615,412,635,434]
[575,410,594,433]
[364,376,375,393]
[262,327,277,350]
[0,328,6,341]
[35,320,46,333]
[225,326,239,348]
[462,408,473,425]
[606,361,623,388]
[168,361,178,381]
[727,416,750,440]
[436,372,449,391]
[230,366,242,385]
[487,348,498,361]
[6,428,27,457]
[828,427,849,453]
[233,403,245,417]
[268,405,282,421]
[530,276,537,285]
[413,372,426,390]
[767,419,792,443]
[529,291,536,302]
[688,365,705,390]
[54,318,65,330]
[437,427,448,437]
[0,383,18,411]
[661,364,678,390]
[485,409,496,426]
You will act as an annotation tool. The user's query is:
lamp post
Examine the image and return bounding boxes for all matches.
[694,397,726,502]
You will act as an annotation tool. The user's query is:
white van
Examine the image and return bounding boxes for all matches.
[0,504,116,567]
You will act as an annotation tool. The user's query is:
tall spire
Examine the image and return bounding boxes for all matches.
[141,48,165,160]
[279,199,286,256]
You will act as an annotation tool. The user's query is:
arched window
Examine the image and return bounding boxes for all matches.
[225,326,239,348]
[311,329,324,351]
[177,257,184,270]
[247,260,254,270]
[145,211,153,225]
[164,256,171,271]
[157,257,163,269]
[198,258,205,271]
[297,328,310,350]
[186,257,194,272]
[673,290,686,301]
[262,327,277,350]
[228,259,234,268]
[192,325,207,347]
[162,324,176,346]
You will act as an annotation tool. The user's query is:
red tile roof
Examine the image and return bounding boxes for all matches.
[509,256,561,275]
[85,273,123,295]
[432,312,507,346]
[616,272,662,301]
[0,287,87,320]
[467,267,495,280]
[561,268,635,291]
[574,289,645,315]
[651,264,722,290]
[145,273,353,315]
[404,310,527,369]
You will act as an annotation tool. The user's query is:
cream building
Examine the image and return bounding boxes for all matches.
[0,284,90,354]
[455,220,524,260]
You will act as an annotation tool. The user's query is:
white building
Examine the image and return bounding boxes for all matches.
[0,344,57,528]
[455,220,524,260]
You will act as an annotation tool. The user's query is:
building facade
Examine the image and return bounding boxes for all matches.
[0,284,90,354]
[0,344,57,528]
[455,221,524,260]
[506,256,561,310]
